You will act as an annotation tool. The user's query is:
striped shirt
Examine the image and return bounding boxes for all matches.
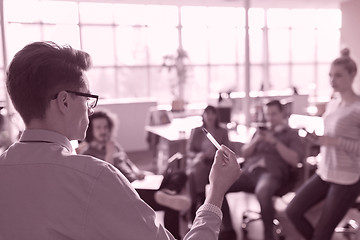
[317,98,360,185]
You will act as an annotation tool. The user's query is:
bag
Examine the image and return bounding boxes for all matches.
[159,153,187,194]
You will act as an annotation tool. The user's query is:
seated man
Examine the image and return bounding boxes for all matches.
[220,100,306,240]
[78,110,190,239]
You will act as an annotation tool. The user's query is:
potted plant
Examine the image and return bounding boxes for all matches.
[162,47,189,111]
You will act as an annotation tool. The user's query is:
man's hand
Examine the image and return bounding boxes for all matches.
[262,130,278,145]
[206,145,241,207]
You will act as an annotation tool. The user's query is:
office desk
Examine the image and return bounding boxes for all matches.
[145,116,255,173]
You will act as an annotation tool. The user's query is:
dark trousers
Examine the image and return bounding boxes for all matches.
[221,168,282,239]
[286,174,360,240]
[136,189,180,239]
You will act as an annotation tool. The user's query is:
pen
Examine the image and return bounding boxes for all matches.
[202,128,221,150]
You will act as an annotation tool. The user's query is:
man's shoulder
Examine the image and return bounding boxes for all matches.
[64,154,111,178]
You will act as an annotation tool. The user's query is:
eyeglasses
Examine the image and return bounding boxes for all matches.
[65,90,99,109]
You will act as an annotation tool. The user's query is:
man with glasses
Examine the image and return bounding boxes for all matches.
[0,41,241,240]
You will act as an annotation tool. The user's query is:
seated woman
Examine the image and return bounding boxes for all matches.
[78,110,190,239]
[186,105,229,220]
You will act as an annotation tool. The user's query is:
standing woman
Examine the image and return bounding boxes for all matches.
[286,48,360,240]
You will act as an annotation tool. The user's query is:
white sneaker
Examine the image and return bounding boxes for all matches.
[154,189,191,211]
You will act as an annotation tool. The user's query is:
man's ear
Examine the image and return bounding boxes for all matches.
[56,91,70,113]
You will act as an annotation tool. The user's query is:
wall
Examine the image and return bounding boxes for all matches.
[96,98,157,152]
[341,0,360,94]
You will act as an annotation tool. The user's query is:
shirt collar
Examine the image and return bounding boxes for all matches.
[19,129,73,153]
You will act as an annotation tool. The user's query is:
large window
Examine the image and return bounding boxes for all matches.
[1,0,341,105]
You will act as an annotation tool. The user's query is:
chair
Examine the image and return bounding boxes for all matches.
[241,162,308,240]
[240,138,318,240]
[334,196,360,240]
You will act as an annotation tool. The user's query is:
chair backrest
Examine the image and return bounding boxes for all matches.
[147,108,172,126]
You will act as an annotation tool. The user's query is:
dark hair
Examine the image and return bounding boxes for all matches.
[331,48,357,76]
[265,99,284,112]
[85,110,114,143]
[202,105,220,128]
[6,41,92,125]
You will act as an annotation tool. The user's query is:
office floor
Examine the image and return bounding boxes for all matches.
[129,150,360,240]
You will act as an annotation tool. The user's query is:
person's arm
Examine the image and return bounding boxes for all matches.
[104,140,117,165]
[263,130,300,167]
[241,131,262,158]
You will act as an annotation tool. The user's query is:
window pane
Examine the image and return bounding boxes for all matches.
[184,66,208,103]
[317,29,340,62]
[150,66,173,104]
[269,65,289,90]
[317,64,333,99]
[148,27,178,65]
[267,9,290,28]
[81,26,115,66]
[181,6,208,27]
[208,7,244,28]
[116,26,148,65]
[114,4,147,25]
[146,5,178,26]
[209,66,237,93]
[41,1,78,24]
[291,29,315,62]
[290,9,316,28]
[237,29,245,64]
[182,27,208,64]
[250,65,264,91]
[292,65,314,93]
[236,66,245,92]
[268,29,290,63]
[87,68,116,99]
[5,0,41,23]
[6,23,42,60]
[79,2,114,24]
[316,9,341,28]
[43,25,81,49]
[249,8,264,28]
[249,28,263,63]
[117,67,148,99]
[209,27,237,64]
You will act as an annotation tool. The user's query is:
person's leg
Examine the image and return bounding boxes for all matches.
[137,189,181,239]
[286,174,329,240]
[254,172,282,240]
[313,178,360,240]
[220,171,256,238]
[186,159,210,221]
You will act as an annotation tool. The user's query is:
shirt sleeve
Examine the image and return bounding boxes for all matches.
[85,165,174,240]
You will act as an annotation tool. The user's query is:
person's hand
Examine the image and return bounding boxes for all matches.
[105,140,118,164]
[305,131,319,145]
[253,130,265,143]
[207,145,241,204]
[135,171,146,180]
[262,131,278,145]
[105,140,117,156]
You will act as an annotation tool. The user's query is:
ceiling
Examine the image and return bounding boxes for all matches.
[67,0,349,8]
